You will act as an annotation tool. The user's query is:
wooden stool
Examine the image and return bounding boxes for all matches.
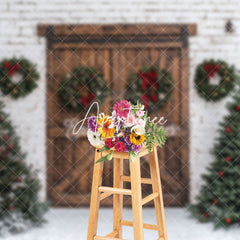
[87,145,168,240]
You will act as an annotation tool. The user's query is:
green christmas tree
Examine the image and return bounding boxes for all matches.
[189,92,240,227]
[0,102,48,235]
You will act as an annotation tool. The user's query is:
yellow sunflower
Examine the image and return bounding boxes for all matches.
[129,132,146,145]
[97,116,115,139]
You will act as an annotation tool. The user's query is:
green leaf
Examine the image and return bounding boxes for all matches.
[129,150,138,163]
[95,152,113,163]
[98,145,110,152]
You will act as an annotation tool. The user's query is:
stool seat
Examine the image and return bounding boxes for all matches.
[87,145,168,240]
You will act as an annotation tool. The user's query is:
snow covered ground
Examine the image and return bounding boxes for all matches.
[4,208,240,240]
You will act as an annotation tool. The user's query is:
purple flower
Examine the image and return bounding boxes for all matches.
[124,145,130,152]
[131,144,141,153]
[112,115,125,131]
[88,116,98,132]
[124,135,131,146]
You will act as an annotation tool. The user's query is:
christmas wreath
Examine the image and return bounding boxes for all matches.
[194,59,236,101]
[0,58,39,99]
[58,66,109,112]
[126,66,173,111]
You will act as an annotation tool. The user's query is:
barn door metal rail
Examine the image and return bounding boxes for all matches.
[38,24,197,50]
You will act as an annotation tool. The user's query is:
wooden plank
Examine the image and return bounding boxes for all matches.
[51,42,183,50]
[113,158,123,238]
[87,150,104,240]
[46,138,55,198]
[149,146,168,240]
[54,151,92,193]
[120,176,152,184]
[121,220,158,231]
[129,157,144,240]
[179,47,190,203]
[99,186,132,195]
[142,192,159,205]
[38,24,197,37]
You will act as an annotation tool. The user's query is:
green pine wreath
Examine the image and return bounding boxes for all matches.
[126,66,173,111]
[0,58,39,99]
[194,59,236,101]
[59,66,109,112]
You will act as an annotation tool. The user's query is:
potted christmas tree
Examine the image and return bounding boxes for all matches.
[189,90,240,227]
[0,102,48,235]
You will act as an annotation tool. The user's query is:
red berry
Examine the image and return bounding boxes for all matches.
[225,218,231,224]
[3,61,11,69]
[2,134,9,141]
[218,171,224,177]
[204,212,209,218]
[225,127,231,133]
[212,199,218,205]
[9,205,14,211]
[16,176,22,182]
[225,156,231,162]
[0,116,4,122]
[7,143,14,150]
[2,151,8,158]
[235,105,240,112]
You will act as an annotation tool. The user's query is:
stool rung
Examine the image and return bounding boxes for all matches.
[121,175,152,184]
[94,236,126,240]
[99,192,112,201]
[99,186,132,195]
[121,220,158,231]
[142,192,159,205]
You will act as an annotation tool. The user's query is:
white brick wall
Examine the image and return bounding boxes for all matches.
[1,0,240,203]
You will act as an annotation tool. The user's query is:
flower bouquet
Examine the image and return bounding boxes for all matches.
[87,100,166,163]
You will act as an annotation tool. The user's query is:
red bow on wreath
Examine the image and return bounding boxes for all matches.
[138,70,158,109]
[203,63,220,79]
[141,93,157,109]
[138,70,158,91]
[3,61,20,77]
[81,92,95,107]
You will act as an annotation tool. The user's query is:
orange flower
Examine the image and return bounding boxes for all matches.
[98,116,115,139]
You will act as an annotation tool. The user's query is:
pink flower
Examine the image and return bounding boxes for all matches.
[136,118,145,126]
[136,110,144,117]
[125,113,136,127]
[113,100,131,119]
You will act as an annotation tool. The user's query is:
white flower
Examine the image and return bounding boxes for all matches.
[158,93,165,99]
[87,129,103,146]
[131,125,145,135]
[140,104,145,110]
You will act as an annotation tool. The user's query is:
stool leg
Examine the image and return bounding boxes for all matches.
[130,156,144,240]
[87,150,104,240]
[149,146,168,240]
[113,158,123,238]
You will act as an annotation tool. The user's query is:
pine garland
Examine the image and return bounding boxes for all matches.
[0,58,39,99]
[126,66,173,112]
[194,59,236,101]
[59,65,109,112]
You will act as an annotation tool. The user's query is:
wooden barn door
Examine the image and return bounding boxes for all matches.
[38,24,196,207]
